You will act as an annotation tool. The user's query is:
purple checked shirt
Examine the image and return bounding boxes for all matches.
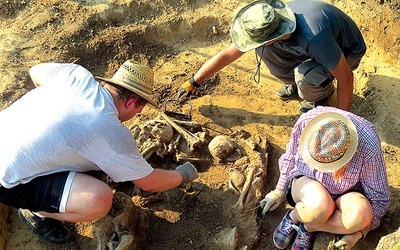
[276,106,390,236]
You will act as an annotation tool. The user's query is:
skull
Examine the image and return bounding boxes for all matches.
[208,135,235,160]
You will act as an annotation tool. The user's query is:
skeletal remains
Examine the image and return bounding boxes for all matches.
[208,135,235,159]
[221,131,268,250]
[131,119,174,160]
[93,192,147,250]
[131,112,208,162]
[94,115,267,250]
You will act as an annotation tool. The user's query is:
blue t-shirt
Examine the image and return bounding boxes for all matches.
[274,0,366,70]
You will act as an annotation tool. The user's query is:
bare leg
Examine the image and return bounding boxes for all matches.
[307,192,372,234]
[40,172,113,222]
[289,176,372,235]
[289,176,335,227]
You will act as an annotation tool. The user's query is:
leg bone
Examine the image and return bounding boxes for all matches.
[160,112,205,152]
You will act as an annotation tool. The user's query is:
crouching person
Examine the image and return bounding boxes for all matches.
[0,60,198,244]
[260,106,390,250]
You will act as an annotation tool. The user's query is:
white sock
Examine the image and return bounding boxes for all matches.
[32,212,45,218]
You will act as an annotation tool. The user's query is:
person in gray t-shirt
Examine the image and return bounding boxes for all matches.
[0,60,199,244]
[176,0,366,114]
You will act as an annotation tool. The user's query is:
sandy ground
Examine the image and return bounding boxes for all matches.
[0,0,400,249]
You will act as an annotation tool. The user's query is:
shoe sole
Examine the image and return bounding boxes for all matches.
[276,93,298,101]
[273,238,291,249]
[18,209,71,244]
[299,108,311,114]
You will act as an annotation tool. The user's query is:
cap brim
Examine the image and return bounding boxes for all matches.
[230,0,296,52]
[299,112,359,172]
[96,76,160,110]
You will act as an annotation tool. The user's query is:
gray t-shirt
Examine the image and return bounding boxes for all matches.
[0,63,153,188]
[276,0,366,70]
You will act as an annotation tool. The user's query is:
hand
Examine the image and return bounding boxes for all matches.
[175,162,199,184]
[333,231,362,250]
[260,189,285,215]
[177,76,199,102]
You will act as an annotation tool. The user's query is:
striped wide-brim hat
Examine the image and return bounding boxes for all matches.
[96,60,159,108]
[299,112,359,172]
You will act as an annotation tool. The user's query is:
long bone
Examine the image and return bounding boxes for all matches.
[232,164,257,212]
[175,153,211,164]
[160,112,205,152]
[231,136,267,212]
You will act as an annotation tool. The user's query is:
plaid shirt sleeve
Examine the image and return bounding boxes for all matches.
[276,136,298,192]
[356,121,390,237]
[276,113,311,191]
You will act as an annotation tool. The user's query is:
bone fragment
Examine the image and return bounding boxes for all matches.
[214,227,238,250]
[233,164,256,212]
[175,153,211,164]
[142,147,156,160]
[160,112,205,152]
[173,120,203,132]
[167,134,181,154]
[228,165,246,194]
[114,233,134,250]
[132,119,174,159]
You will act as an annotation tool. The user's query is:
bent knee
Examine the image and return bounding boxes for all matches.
[293,178,335,223]
[295,200,335,224]
[339,193,373,229]
[83,184,113,219]
[342,207,372,230]
[92,185,113,216]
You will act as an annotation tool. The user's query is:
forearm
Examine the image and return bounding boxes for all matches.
[276,173,290,191]
[336,74,353,110]
[276,154,296,191]
[361,148,390,235]
[330,53,354,111]
[277,131,302,191]
[193,43,244,84]
[194,56,230,84]
[133,169,182,192]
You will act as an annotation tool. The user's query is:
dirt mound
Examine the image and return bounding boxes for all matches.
[1,0,400,249]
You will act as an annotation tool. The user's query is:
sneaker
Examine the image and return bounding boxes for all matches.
[276,84,298,100]
[18,208,71,244]
[299,101,317,114]
[291,223,315,250]
[273,209,299,249]
[299,97,331,113]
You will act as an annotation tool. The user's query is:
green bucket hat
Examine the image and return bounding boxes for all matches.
[230,0,296,52]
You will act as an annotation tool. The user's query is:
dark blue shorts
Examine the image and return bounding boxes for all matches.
[286,175,304,207]
[0,172,69,213]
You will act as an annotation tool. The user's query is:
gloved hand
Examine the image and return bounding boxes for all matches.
[175,162,199,184]
[260,189,286,215]
[333,231,362,250]
[177,76,199,102]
